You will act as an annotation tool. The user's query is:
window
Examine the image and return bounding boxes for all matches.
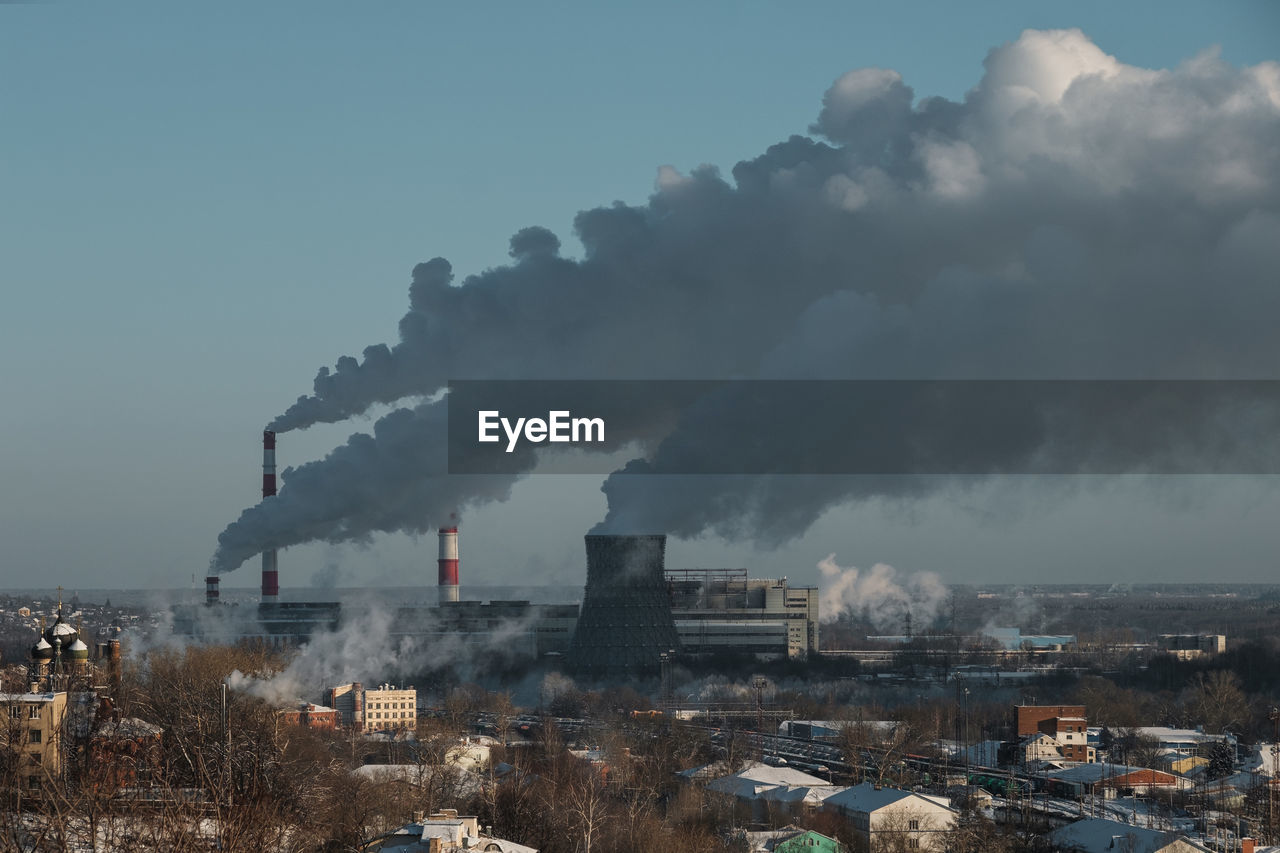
[908,839,920,849]
[908,819,920,830]
[28,706,40,720]
[27,776,39,789]
[28,730,40,744]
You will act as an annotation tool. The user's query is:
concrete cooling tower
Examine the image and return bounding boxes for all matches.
[566,534,681,678]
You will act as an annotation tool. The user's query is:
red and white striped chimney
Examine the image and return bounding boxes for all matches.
[205,576,220,605]
[261,430,279,602]
[438,523,459,604]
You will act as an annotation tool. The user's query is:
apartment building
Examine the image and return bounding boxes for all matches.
[1,691,68,784]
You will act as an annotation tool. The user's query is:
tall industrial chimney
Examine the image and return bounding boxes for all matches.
[205,576,220,605]
[438,524,459,604]
[261,430,279,602]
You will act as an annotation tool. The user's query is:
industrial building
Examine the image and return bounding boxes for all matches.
[667,569,819,658]
[183,432,832,673]
[277,702,340,730]
[326,682,417,733]
[1157,634,1227,659]
[1015,704,1094,763]
[391,599,580,657]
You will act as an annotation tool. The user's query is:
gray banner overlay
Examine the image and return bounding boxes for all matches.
[446,380,1280,475]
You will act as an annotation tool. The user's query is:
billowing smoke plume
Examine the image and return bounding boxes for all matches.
[818,554,948,633]
[214,29,1280,574]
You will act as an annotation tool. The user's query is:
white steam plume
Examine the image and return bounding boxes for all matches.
[214,29,1280,575]
[818,554,947,633]
[224,599,543,707]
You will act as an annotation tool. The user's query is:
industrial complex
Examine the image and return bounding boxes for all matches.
[173,431,821,674]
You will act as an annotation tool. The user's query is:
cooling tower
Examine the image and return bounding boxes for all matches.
[566,534,681,678]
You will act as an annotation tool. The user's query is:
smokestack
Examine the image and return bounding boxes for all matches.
[205,576,220,605]
[261,430,279,602]
[107,638,121,697]
[438,524,459,604]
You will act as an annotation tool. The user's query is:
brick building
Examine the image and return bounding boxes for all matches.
[277,702,339,730]
[1015,704,1095,763]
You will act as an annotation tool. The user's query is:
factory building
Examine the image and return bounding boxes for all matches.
[393,600,580,656]
[668,569,819,659]
[1157,634,1227,659]
[326,682,417,733]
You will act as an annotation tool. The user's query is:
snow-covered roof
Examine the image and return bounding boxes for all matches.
[370,820,537,853]
[1244,742,1280,775]
[1046,763,1171,785]
[1048,817,1210,853]
[706,763,830,798]
[95,717,162,739]
[1134,726,1230,745]
[822,782,956,817]
[743,827,838,852]
[758,785,848,806]
[0,691,62,702]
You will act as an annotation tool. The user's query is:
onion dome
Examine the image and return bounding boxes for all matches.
[30,637,53,662]
[68,639,90,661]
[45,614,78,648]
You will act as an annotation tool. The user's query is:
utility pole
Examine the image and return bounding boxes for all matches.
[752,677,768,731]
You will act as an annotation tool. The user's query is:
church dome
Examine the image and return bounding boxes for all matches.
[45,614,78,648]
[30,637,53,662]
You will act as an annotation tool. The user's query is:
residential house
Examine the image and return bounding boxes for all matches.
[744,826,843,853]
[822,782,956,852]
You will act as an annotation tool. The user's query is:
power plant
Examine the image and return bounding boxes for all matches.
[177,431,819,677]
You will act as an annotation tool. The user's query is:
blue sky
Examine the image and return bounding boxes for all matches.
[2,2,1278,593]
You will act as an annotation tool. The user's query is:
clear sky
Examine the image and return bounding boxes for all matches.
[2,2,1279,594]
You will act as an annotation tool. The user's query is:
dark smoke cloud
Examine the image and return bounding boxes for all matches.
[214,29,1280,575]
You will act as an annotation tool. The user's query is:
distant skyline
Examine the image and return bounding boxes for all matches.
[2,3,1279,592]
